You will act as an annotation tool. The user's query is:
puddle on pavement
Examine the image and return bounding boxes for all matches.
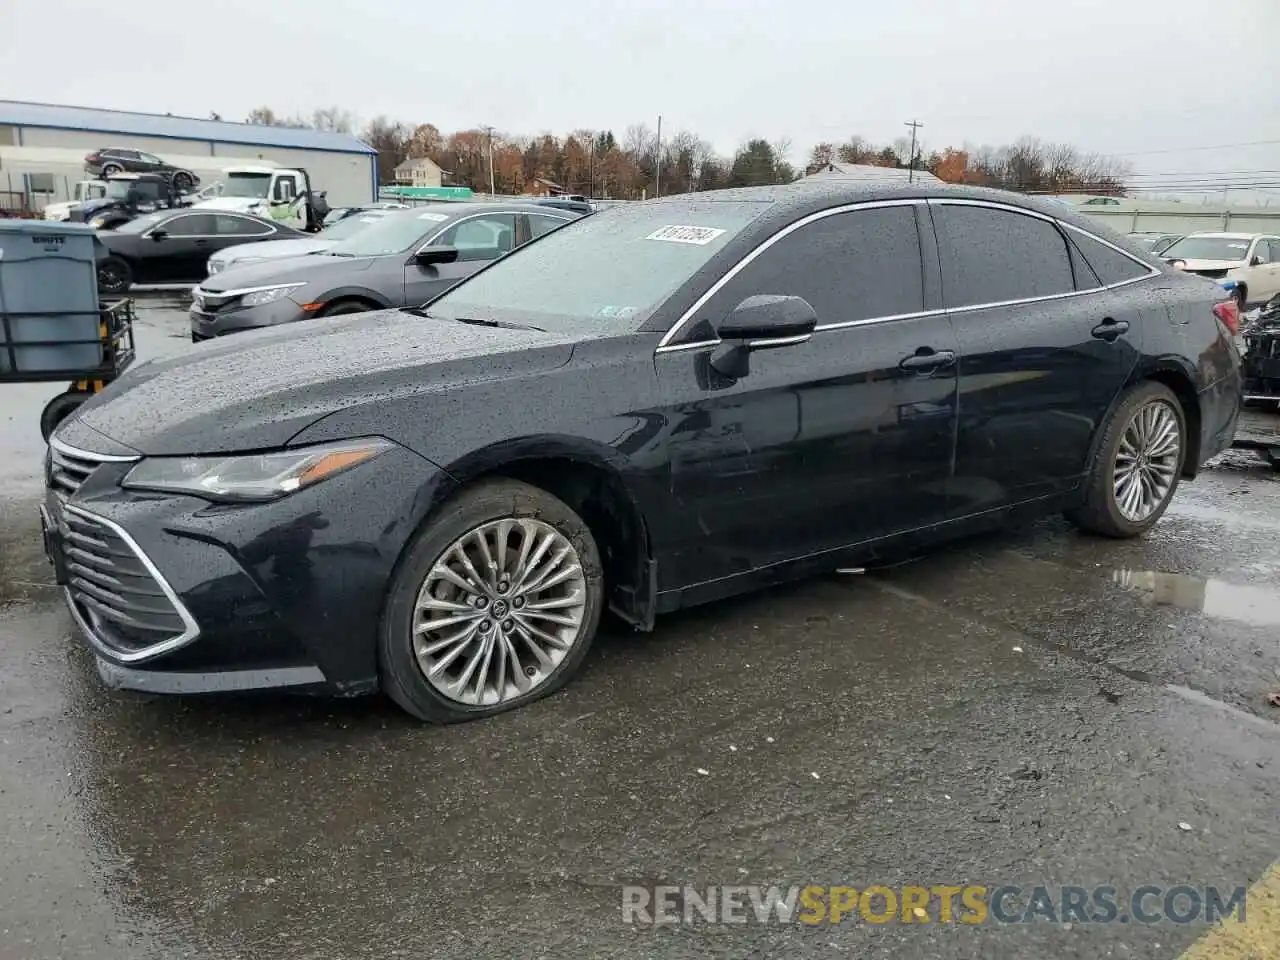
[1112,569,1280,628]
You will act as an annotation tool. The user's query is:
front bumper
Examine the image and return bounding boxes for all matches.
[43,439,456,696]
[189,296,309,339]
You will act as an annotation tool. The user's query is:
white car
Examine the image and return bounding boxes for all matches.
[206,207,395,276]
[1159,232,1280,307]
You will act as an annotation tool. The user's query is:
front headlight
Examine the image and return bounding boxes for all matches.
[89,216,109,228]
[207,259,224,275]
[240,283,305,307]
[122,438,394,502]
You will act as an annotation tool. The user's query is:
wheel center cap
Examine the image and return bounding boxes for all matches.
[492,599,509,617]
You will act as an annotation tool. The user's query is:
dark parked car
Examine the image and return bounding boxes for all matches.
[96,209,304,293]
[44,182,1241,723]
[189,202,580,340]
[85,148,200,192]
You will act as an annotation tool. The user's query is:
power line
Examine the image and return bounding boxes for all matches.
[1112,139,1280,157]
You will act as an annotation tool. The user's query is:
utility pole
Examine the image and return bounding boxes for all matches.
[588,134,595,200]
[904,119,923,183]
[482,124,496,196]
[654,114,662,198]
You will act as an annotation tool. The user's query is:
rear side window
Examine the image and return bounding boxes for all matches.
[705,206,925,327]
[1068,229,1152,285]
[933,204,1075,308]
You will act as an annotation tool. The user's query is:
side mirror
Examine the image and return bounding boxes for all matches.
[150,228,168,241]
[412,245,459,266]
[1250,256,1263,267]
[710,295,817,379]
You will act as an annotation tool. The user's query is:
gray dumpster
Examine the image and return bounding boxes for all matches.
[0,220,104,374]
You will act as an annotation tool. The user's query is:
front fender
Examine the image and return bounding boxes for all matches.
[313,285,393,309]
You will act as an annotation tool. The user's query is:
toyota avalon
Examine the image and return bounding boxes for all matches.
[44,182,1242,723]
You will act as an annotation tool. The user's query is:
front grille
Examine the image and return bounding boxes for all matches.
[62,506,195,657]
[49,444,107,497]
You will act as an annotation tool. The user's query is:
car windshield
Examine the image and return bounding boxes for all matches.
[1161,237,1253,262]
[323,211,438,256]
[111,212,170,235]
[428,201,768,328]
[103,181,136,200]
[320,212,389,239]
[223,173,273,199]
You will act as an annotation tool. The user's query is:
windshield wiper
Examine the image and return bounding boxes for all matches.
[451,316,546,332]
[397,308,544,332]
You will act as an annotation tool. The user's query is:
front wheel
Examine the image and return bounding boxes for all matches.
[1067,382,1186,538]
[172,171,194,192]
[100,163,122,176]
[97,256,132,295]
[379,479,604,723]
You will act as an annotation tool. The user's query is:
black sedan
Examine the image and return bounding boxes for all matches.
[189,202,581,339]
[96,210,305,293]
[45,182,1241,723]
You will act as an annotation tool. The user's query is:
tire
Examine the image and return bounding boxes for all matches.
[379,478,604,723]
[100,163,122,176]
[96,256,132,295]
[1067,382,1186,538]
[319,299,376,317]
[172,171,193,192]
[40,391,88,441]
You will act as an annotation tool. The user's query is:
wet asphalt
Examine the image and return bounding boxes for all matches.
[1,295,1278,960]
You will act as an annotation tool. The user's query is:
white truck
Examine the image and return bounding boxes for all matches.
[193,165,328,232]
[42,180,107,220]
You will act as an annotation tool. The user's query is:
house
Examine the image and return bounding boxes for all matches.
[393,156,444,189]
[802,162,941,184]
[524,177,565,197]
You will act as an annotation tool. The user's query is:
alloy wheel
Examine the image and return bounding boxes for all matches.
[412,518,588,706]
[1112,400,1181,523]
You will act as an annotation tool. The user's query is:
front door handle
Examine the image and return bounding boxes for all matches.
[899,349,956,373]
[1091,318,1130,341]
[193,238,210,247]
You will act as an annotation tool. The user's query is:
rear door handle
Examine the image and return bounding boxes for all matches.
[1091,318,1129,341]
[899,349,956,372]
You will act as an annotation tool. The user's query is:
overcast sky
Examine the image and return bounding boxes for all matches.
[4,0,1279,198]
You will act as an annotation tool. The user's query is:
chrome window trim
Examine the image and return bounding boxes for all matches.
[655,196,1164,355]
[49,435,141,464]
[62,503,202,664]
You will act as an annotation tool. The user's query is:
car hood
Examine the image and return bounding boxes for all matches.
[76,199,115,216]
[1166,258,1245,271]
[198,251,377,291]
[68,310,578,455]
[211,237,334,265]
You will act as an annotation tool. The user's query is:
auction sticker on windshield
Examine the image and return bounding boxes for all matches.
[646,225,727,245]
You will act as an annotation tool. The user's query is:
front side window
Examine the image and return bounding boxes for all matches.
[223,174,273,199]
[438,214,518,261]
[933,204,1075,308]
[696,206,925,332]
[1068,229,1152,286]
[139,153,162,164]
[1252,240,1272,264]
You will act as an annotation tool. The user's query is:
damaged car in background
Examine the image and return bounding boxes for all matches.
[1234,294,1280,468]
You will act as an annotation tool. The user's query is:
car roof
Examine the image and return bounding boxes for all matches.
[633,180,1139,242]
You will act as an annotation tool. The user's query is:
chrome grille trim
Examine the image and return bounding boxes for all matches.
[48,436,140,499]
[62,504,200,663]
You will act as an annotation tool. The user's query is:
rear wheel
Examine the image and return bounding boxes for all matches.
[96,256,132,295]
[172,171,194,192]
[1068,382,1186,538]
[378,479,604,723]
